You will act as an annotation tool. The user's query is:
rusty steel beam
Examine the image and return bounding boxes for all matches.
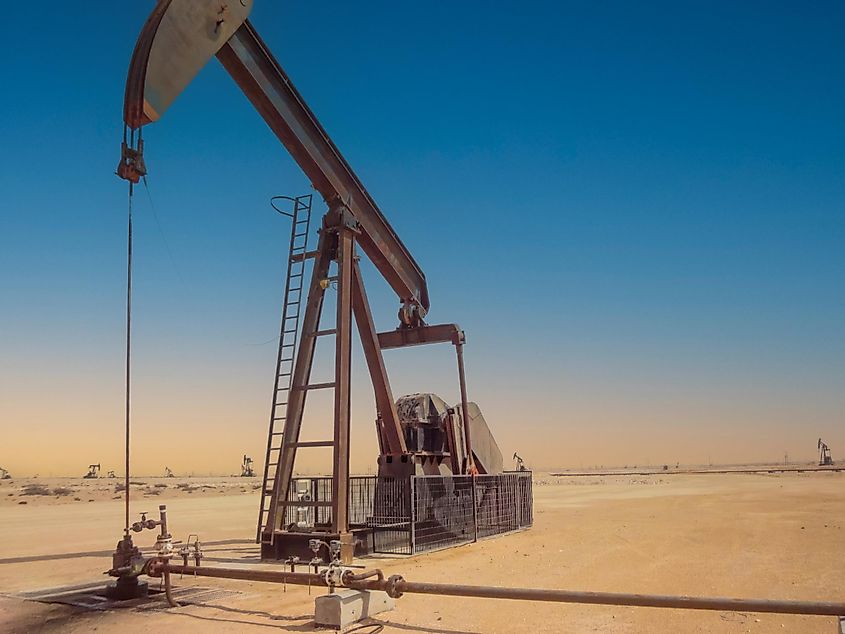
[216,21,429,316]
[152,563,845,618]
[377,324,464,350]
[351,261,406,456]
[454,341,475,473]
[331,226,354,536]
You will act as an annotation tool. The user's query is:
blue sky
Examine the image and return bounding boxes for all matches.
[0,1,843,474]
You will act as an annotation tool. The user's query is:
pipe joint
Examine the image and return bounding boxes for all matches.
[385,574,405,599]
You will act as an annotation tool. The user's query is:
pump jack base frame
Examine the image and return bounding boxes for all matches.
[261,529,372,562]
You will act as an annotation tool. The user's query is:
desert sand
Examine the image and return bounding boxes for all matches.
[0,470,843,633]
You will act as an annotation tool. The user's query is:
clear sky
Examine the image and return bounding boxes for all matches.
[0,2,843,476]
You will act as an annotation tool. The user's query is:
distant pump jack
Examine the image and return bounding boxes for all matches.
[818,439,833,466]
[241,455,256,478]
[0,466,11,480]
[164,466,175,478]
[84,463,101,479]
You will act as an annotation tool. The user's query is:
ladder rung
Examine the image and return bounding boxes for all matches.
[281,500,332,507]
[291,250,319,263]
[294,382,335,391]
[272,431,284,435]
[293,232,307,238]
[285,440,334,448]
[312,328,337,337]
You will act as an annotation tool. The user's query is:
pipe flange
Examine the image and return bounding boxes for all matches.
[385,574,404,599]
[323,563,344,588]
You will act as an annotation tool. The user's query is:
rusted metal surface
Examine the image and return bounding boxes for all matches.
[217,22,429,315]
[332,222,355,538]
[351,261,406,456]
[454,341,475,473]
[263,230,332,540]
[378,324,464,349]
[150,562,845,617]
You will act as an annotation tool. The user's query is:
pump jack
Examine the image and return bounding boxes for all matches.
[119,0,504,562]
[241,455,255,478]
[84,463,101,479]
[164,466,175,478]
[0,466,11,480]
[818,438,833,466]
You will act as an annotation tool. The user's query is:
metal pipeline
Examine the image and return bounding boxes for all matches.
[151,563,845,617]
[152,562,324,586]
[389,582,845,617]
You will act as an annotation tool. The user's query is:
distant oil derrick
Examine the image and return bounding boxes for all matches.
[818,438,833,466]
[241,455,255,478]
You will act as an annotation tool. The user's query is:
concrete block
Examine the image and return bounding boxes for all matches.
[314,589,395,629]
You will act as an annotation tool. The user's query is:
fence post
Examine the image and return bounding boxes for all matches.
[471,474,478,543]
[409,476,416,555]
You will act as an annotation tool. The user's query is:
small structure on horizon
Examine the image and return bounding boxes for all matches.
[0,466,11,480]
[241,455,256,478]
[164,466,175,478]
[83,463,101,479]
[818,439,833,466]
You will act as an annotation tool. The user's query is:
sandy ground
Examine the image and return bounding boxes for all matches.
[0,471,843,633]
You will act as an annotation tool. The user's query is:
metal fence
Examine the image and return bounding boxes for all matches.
[287,471,532,556]
[286,475,376,528]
